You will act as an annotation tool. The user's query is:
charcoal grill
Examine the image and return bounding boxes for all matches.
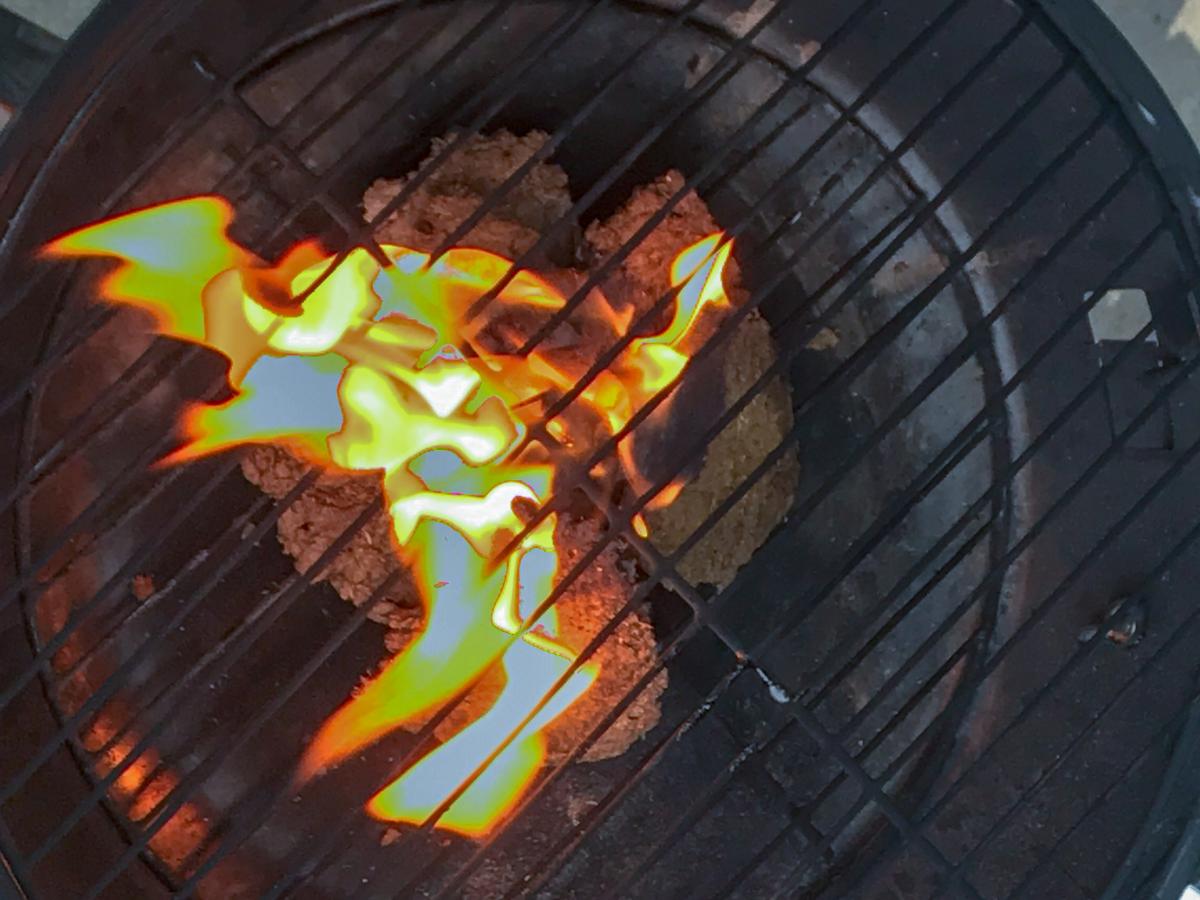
[4,0,1200,897]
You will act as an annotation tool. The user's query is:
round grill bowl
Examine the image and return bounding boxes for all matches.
[2,2,1200,898]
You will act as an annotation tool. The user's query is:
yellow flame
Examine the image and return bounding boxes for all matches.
[44,197,247,341]
[46,198,732,837]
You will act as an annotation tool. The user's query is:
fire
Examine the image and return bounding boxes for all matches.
[46,196,732,837]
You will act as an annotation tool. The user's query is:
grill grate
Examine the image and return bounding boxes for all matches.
[2,0,1200,898]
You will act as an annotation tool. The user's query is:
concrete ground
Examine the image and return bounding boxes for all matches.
[3,0,1200,145]
[0,0,93,37]
[1099,0,1200,145]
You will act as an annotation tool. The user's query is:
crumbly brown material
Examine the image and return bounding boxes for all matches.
[586,170,799,587]
[363,129,572,260]
[378,517,666,764]
[546,517,667,762]
[644,313,798,587]
[585,169,738,316]
[240,444,418,628]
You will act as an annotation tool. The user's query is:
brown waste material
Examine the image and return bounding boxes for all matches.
[240,444,415,627]
[585,170,799,587]
[240,131,796,769]
[364,129,571,260]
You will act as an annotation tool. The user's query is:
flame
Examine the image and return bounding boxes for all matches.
[46,197,731,837]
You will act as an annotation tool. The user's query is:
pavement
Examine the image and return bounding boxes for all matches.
[0,0,93,37]
[1099,0,1200,144]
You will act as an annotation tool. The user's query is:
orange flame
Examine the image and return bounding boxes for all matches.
[45,197,731,837]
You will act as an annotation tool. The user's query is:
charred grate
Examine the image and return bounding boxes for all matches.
[1,0,1200,898]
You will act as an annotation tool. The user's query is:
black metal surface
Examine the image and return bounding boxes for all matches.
[1,0,1200,898]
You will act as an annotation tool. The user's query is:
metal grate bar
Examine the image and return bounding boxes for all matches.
[70,495,391,900]
[32,100,1080,900]
[211,0,438,194]
[4,0,523,476]
[146,564,403,889]
[159,98,926,888]
[420,0,795,266]
[780,210,1161,708]
[714,676,964,899]
[263,580,693,897]
[486,664,751,900]
[139,448,652,894]
[0,0,781,626]
[902,626,1200,899]
[514,0,1005,355]
[0,337,181,514]
[626,85,1098,575]
[0,3,477,647]
[0,436,242,679]
[731,302,1179,890]
[21,475,308,867]
[0,0,597,742]
[218,94,397,268]
[238,0,796,304]
[0,455,245,725]
[0,427,198,637]
[0,0,603,650]
[427,629,714,898]
[0,0,343,325]
[7,0,987,632]
[360,446,960,900]
[0,1,430,418]
[783,658,1198,900]
[593,504,985,891]
[3,5,1183,898]
[199,226,1152,897]
[31,468,325,787]
[0,0,555,530]
[476,21,1065,581]
[280,0,963,359]
[0,470,320,804]
[295,54,1118,897]
[946,669,1200,895]
[455,0,898,331]
[16,8,1022,873]
[820,378,1200,897]
[0,0,638,724]
[743,657,985,896]
[526,206,1172,890]
[0,304,117,421]
[604,614,980,899]
[537,56,1081,555]
[257,0,625,307]
[521,9,1037,433]
[222,0,530,268]
[739,159,1147,673]
[263,429,749,894]
[709,593,998,900]
[1007,700,1200,899]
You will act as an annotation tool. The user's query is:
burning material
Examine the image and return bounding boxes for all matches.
[585,170,798,587]
[44,179,740,836]
[242,131,632,655]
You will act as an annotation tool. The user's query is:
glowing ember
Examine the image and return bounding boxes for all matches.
[46,196,732,836]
